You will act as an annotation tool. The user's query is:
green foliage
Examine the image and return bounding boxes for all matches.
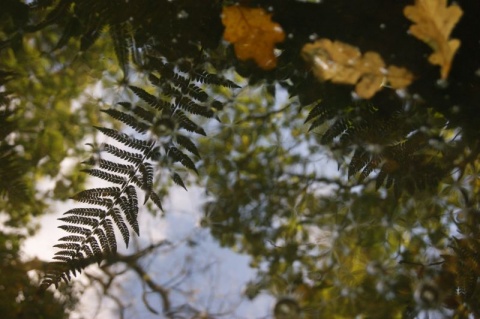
[0,231,77,318]
[0,0,122,226]
[0,90,45,228]
[199,82,480,317]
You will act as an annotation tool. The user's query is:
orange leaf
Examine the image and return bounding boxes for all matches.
[222,6,285,70]
[301,39,414,99]
[404,0,463,79]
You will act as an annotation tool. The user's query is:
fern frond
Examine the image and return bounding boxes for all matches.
[58,235,86,243]
[176,97,214,118]
[175,134,200,157]
[209,100,223,112]
[117,195,132,215]
[54,250,78,258]
[304,100,325,123]
[63,208,107,218]
[348,149,369,179]
[53,243,82,251]
[98,159,134,176]
[185,84,208,102]
[117,101,132,109]
[139,163,153,189]
[95,126,152,151]
[160,81,184,97]
[129,105,156,123]
[139,163,153,203]
[321,119,348,144]
[93,227,111,254]
[173,110,206,136]
[114,190,139,235]
[81,168,126,185]
[359,157,379,182]
[129,85,166,111]
[129,173,144,189]
[162,80,210,104]
[58,215,99,227]
[58,225,92,236]
[149,191,164,212]
[71,187,121,200]
[192,71,240,88]
[172,172,187,190]
[103,143,143,164]
[87,236,103,262]
[125,185,139,216]
[148,73,162,86]
[53,255,74,262]
[100,109,149,134]
[146,146,161,161]
[167,146,198,174]
[73,196,114,207]
[121,197,139,235]
[103,218,117,253]
[109,208,130,247]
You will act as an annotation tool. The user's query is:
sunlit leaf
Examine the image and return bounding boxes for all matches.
[301,38,414,98]
[222,6,285,70]
[404,0,463,79]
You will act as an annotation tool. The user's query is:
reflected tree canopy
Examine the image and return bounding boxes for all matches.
[1,0,480,318]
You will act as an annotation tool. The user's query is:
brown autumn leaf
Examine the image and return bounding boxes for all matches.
[404,0,463,79]
[222,6,285,70]
[301,39,414,99]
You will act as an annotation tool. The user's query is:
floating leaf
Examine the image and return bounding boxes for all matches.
[301,39,414,99]
[222,6,285,70]
[404,0,463,79]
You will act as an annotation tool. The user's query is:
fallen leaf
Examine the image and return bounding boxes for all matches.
[301,39,414,99]
[222,6,285,70]
[387,65,415,89]
[404,0,463,79]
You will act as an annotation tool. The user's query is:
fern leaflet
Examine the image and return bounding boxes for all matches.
[167,146,198,174]
[101,109,149,134]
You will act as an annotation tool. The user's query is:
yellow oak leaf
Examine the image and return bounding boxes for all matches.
[404,0,463,79]
[222,6,285,70]
[301,39,414,99]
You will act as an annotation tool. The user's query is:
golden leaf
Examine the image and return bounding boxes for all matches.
[301,39,414,99]
[404,0,463,79]
[222,6,285,70]
[387,66,414,89]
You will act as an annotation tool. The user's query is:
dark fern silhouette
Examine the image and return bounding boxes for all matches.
[41,53,239,289]
[304,91,453,196]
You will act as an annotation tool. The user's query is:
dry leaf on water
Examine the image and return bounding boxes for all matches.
[404,0,463,79]
[301,39,414,99]
[222,6,285,70]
